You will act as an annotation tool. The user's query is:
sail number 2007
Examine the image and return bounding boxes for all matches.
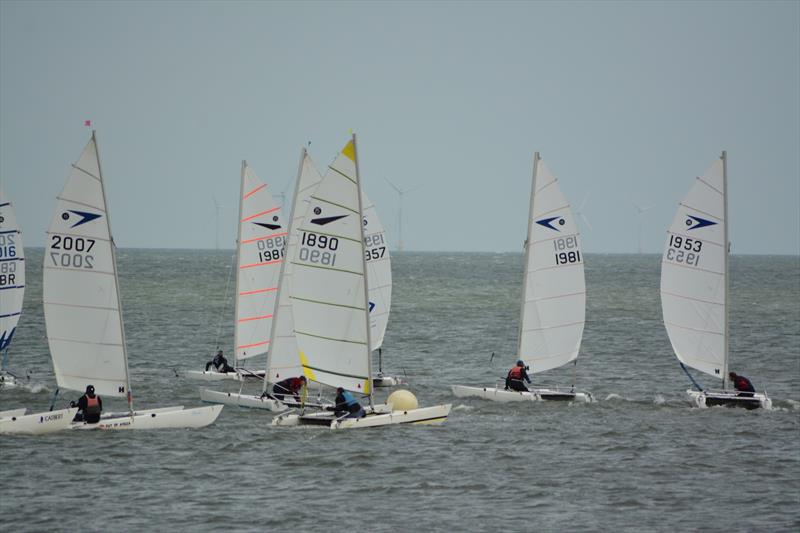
[553,236,581,265]
[50,235,95,269]
[299,231,338,266]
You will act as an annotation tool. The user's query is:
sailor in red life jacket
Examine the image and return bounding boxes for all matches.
[505,360,532,392]
[271,376,307,404]
[729,372,755,398]
[71,384,103,424]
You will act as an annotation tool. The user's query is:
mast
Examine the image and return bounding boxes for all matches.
[94,131,133,413]
[721,150,729,389]
[517,152,539,360]
[353,134,374,406]
[233,160,246,368]
[262,147,306,395]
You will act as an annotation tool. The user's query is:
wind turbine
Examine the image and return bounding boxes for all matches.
[384,178,421,252]
[575,192,593,232]
[212,195,224,250]
[632,201,653,254]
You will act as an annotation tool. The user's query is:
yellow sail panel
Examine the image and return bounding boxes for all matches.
[299,351,317,381]
[341,139,356,162]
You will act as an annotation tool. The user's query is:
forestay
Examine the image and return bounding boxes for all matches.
[660,156,727,379]
[265,150,324,386]
[362,193,392,350]
[235,163,284,362]
[0,189,25,352]
[43,134,130,398]
[518,155,586,373]
[290,139,372,394]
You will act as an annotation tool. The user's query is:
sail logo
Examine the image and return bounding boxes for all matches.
[310,207,348,226]
[62,210,102,228]
[369,301,376,313]
[254,215,282,231]
[685,215,717,231]
[536,216,566,232]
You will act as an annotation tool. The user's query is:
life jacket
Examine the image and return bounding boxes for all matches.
[508,366,523,380]
[85,395,101,416]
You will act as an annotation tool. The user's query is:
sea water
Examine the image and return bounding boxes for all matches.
[1,250,798,532]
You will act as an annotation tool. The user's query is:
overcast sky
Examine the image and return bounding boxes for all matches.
[1,0,798,254]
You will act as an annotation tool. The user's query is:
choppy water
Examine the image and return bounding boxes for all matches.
[1,251,798,532]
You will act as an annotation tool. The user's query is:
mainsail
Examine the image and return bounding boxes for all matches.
[290,137,372,394]
[362,194,392,350]
[660,154,727,380]
[0,189,25,352]
[518,154,586,373]
[234,162,284,363]
[43,133,131,398]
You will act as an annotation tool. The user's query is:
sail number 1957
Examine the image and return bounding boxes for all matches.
[553,236,581,265]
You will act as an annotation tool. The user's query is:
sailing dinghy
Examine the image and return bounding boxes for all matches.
[452,153,593,403]
[660,152,771,409]
[0,188,28,390]
[43,131,222,429]
[187,161,283,383]
[272,135,451,429]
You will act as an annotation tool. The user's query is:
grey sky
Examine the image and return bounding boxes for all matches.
[1,0,798,254]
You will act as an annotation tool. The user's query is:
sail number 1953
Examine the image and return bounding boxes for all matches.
[553,236,581,265]
[665,235,702,266]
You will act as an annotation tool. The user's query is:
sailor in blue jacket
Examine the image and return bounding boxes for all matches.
[333,387,366,418]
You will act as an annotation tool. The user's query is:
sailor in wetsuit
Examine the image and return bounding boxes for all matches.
[505,360,532,392]
[271,376,307,403]
[729,372,755,397]
[205,350,235,373]
[72,385,103,424]
[333,387,366,419]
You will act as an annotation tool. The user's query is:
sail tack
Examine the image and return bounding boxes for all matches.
[660,156,727,379]
[518,157,586,373]
[290,138,371,394]
[235,164,284,362]
[43,134,129,397]
[0,189,25,352]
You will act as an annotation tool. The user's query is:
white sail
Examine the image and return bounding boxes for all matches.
[362,193,392,350]
[290,138,372,394]
[660,155,727,380]
[518,155,586,374]
[0,189,25,352]
[234,163,284,362]
[265,150,324,385]
[43,133,130,398]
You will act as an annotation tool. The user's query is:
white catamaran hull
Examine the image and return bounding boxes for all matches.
[71,404,223,430]
[373,374,402,388]
[199,388,288,411]
[185,369,266,382]
[272,403,452,430]
[451,385,593,403]
[0,408,78,435]
[687,389,771,410]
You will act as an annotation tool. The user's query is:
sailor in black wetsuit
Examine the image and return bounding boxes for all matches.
[729,372,755,397]
[72,385,103,424]
[505,360,532,392]
[205,350,235,373]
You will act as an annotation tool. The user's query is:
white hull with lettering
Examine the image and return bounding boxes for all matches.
[71,404,223,430]
[0,407,78,435]
[451,384,593,403]
[272,403,451,430]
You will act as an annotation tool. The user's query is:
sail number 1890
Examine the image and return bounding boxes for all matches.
[299,231,338,266]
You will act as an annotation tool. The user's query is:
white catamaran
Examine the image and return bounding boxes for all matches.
[0,190,77,434]
[660,151,771,409]
[272,135,451,429]
[187,161,284,382]
[452,153,593,403]
[43,131,223,429]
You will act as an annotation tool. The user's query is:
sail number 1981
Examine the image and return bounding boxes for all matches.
[553,236,581,265]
